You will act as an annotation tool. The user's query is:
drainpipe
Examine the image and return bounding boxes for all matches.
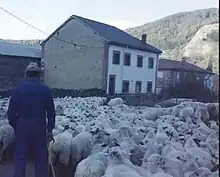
[121,49,124,94]
[154,54,159,94]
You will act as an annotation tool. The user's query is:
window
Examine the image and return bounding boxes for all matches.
[137,55,143,67]
[157,71,163,78]
[148,57,154,69]
[147,81,153,93]
[122,80,130,93]
[124,53,131,66]
[112,51,120,65]
[176,72,180,80]
[135,81,142,93]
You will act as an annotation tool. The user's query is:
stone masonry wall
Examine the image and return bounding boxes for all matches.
[42,17,106,90]
[0,55,41,90]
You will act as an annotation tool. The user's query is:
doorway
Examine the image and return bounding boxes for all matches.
[108,75,116,96]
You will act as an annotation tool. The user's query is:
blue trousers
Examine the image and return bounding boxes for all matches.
[13,119,48,177]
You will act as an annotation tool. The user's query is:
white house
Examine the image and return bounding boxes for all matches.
[107,45,159,94]
[41,15,162,95]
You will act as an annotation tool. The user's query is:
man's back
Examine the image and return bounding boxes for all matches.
[8,78,55,133]
[8,62,55,177]
[16,79,50,119]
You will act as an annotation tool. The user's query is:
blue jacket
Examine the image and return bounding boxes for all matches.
[7,78,56,133]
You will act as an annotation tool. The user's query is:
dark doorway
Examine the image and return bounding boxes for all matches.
[108,75,116,96]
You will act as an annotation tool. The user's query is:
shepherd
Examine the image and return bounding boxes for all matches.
[7,62,56,177]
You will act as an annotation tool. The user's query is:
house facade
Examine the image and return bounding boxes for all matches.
[0,41,41,91]
[107,45,158,94]
[156,58,215,93]
[41,15,162,95]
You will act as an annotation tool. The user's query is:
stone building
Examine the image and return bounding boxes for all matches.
[41,15,162,95]
[0,41,42,91]
[156,58,215,93]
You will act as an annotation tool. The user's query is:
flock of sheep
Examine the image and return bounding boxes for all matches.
[0,96,219,177]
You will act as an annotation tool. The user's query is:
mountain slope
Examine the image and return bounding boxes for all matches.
[0,39,43,46]
[126,8,219,73]
[183,23,219,72]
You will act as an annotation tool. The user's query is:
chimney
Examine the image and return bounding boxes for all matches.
[141,34,147,44]
[182,57,188,62]
[181,57,187,65]
[206,58,213,72]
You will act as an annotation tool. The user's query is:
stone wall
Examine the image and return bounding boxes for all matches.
[0,88,106,98]
[0,55,41,91]
[42,17,106,90]
[107,93,159,106]
[213,74,219,97]
[156,69,208,93]
[156,70,172,90]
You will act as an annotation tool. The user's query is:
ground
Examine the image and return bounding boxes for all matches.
[0,159,73,177]
[0,161,34,177]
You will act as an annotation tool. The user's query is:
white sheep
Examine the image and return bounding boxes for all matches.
[171,104,185,116]
[74,152,108,177]
[0,97,219,176]
[103,147,142,177]
[0,124,15,162]
[130,145,145,166]
[71,131,93,173]
[142,108,163,121]
[194,106,209,123]
[141,139,158,160]
[0,119,9,127]
[179,107,194,119]
[186,147,214,170]
[55,104,64,116]
[48,131,73,166]
[152,172,173,177]
[185,167,212,177]
[161,156,184,177]
[107,98,123,107]
[142,153,165,173]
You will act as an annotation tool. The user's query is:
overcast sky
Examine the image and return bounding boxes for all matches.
[0,0,218,39]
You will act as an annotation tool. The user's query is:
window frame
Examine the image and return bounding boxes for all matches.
[147,81,153,93]
[135,81,142,93]
[137,55,143,68]
[112,50,121,65]
[148,57,154,69]
[124,53,131,66]
[122,80,130,93]
[157,71,163,78]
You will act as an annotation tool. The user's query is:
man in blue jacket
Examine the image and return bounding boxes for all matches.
[7,62,56,177]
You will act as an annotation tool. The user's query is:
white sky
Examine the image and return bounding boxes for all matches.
[0,0,218,39]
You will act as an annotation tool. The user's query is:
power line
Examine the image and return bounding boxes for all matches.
[22,0,46,14]
[0,6,104,48]
[21,0,62,25]
[0,6,48,35]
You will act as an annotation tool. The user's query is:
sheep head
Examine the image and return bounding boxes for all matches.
[107,147,125,163]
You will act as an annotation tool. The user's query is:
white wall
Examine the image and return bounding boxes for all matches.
[204,74,215,90]
[107,45,159,94]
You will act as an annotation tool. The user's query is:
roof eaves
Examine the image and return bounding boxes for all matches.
[0,53,41,59]
[41,15,108,46]
[108,41,162,54]
[40,16,73,46]
[72,15,108,42]
[159,68,213,74]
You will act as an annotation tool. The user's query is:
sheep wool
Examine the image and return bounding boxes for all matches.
[0,124,14,161]
[74,152,108,177]
[0,97,219,177]
[48,131,73,165]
